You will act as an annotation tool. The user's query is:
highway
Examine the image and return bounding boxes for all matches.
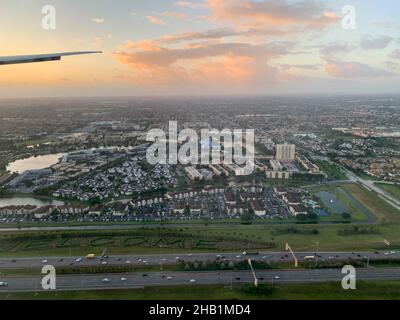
[344,169,400,211]
[1,251,398,270]
[1,268,400,292]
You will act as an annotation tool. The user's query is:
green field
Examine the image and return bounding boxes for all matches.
[315,160,347,180]
[343,184,400,223]
[1,281,399,300]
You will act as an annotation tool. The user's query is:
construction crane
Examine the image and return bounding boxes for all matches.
[248,258,258,288]
[285,243,299,268]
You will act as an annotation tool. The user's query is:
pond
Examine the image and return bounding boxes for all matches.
[6,153,64,174]
[316,191,348,214]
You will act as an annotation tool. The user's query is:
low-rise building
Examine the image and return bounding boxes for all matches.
[185,166,203,181]
[289,204,308,216]
[0,205,37,216]
[173,202,186,214]
[33,205,55,219]
[251,200,266,217]
[88,204,103,216]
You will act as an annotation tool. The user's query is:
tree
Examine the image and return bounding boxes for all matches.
[342,212,351,220]
[241,212,254,224]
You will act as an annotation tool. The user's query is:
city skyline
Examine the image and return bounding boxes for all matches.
[1,0,400,98]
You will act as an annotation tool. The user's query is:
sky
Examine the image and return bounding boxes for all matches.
[0,0,399,98]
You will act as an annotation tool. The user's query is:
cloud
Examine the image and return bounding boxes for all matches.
[160,26,296,44]
[320,43,355,58]
[93,36,104,46]
[390,49,400,60]
[114,40,286,86]
[146,16,165,25]
[173,1,207,9]
[325,60,393,78]
[92,17,105,24]
[161,12,188,19]
[279,64,322,71]
[161,28,237,44]
[360,35,393,50]
[206,0,338,29]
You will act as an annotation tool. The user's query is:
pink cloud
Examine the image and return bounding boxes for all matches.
[206,0,338,29]
[114,41,283,86]
[325,61,393,78]
[146,16,165,25]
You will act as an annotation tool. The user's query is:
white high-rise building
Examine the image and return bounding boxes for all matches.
[276,144,296,161]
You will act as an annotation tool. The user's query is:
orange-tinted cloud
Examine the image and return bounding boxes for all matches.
[146,16,165,25]
[115,0,338,90]
[114,41,283,86]
[206,0,337,29]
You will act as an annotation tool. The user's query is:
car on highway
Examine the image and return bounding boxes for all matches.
[274,276,281,280]
[75,258,82,263]
[0,281,8,287]
[101,261,108,265]
[126,261,131,264]
[42,260,48,263]
[102,278,110,283]
[167,277,173,280]
[121,278,127,282]
[190,279,196,283]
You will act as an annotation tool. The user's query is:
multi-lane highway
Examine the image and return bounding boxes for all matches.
[1,268,400,292]
[0,251,398,270]
[1,251,398,292]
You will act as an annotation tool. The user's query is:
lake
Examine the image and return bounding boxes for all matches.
[6,154,63,174]
[0,197,64,208]
[316,191,347,214]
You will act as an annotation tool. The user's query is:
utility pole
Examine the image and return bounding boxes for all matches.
[160,244,163,272]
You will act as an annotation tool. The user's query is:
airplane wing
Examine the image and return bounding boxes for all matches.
[0,51,102,65]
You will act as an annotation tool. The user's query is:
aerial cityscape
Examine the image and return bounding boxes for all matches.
[0,0,399,307]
